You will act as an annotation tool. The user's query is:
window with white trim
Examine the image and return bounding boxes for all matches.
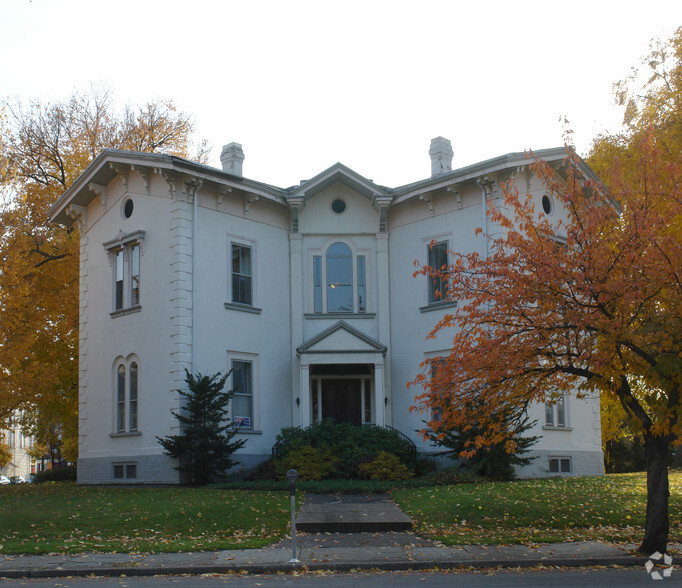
[311,242,368,314]
[545,393,567,427]
[231,243,252,305]
[427,241,449,304]
[104,231,145,315]
[226,237,262,313]
[229,352,258,430]
[114,358,139,434]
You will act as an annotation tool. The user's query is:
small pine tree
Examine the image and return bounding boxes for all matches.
[426,406,539,480]
[157,370,246,485]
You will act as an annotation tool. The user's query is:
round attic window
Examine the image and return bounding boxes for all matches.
[122,198,134,219]
[331,198,347,214]
[541,194,553,215]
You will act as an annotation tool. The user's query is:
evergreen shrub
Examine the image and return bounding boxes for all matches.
[275,445,337,480]
[358,451,414,480]
[273,419,417,479]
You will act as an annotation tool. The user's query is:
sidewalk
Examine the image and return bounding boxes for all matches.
[0,493,676,579]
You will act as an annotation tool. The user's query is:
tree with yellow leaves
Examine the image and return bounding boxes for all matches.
[0,87,207,461]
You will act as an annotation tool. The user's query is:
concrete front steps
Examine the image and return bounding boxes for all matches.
[295,494,413,533]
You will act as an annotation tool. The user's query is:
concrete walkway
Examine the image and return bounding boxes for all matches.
[0,494,677,579]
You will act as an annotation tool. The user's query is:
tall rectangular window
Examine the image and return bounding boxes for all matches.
[116,365,126,433]
[556,395,566,427]
[129,362,138,432]
[428,241,448,304]
[232,244,252,305]
[104,230,145,315]
[115,250,124,310]
[232,360,253,428]
[545,402,554,426]
[546,393,567,427]
[357,255,366,313]
[115,360,140,434]
[313,256,322,313]
[130,245,140,307]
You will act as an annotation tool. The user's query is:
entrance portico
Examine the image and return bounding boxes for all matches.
[296,321,387,427]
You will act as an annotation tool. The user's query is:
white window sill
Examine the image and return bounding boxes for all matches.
[543,426,572,431]
[232,428,262,435]
[224,302,262,314]
[305,313,376,319]
[111,305,142,318]
[419,301,458,313]
[110,431,142,438]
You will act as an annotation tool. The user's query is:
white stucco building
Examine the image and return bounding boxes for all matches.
[49,137,604,484]
[0,417,34,480]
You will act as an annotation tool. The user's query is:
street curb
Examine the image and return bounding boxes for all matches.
[0,555,648,579]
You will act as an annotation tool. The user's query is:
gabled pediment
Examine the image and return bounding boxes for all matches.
[288,162,391,203]
[297,321,387,356]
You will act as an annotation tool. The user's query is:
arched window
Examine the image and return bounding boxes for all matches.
[115,358,140,434]
[116,364,126,433]
[326,242,353,312]
[129,362,138,431]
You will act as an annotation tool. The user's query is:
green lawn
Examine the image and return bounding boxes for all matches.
[0,484,292,554]
[393,471,682,546]
[1,472,680,554]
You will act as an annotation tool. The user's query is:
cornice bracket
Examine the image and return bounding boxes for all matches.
[88,183,108,209]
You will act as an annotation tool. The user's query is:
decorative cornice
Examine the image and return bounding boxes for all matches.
[288,196,305,233]
[244,194,259,216]
[446,186,461,209]
[419,193,434,215]
[130,164,150,194]
[88,183,108,209]
[296,320,387,357]
[110,163,129,191]
[66,204,87,231]
[218,187,232,208]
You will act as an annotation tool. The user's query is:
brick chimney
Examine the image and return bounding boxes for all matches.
[429,137,453,177]
[220,142,245,176]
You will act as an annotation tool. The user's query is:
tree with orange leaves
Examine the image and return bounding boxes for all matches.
[0,87,207,461]
[411,134,681,555]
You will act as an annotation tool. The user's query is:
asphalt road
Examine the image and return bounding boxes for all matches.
[0,567,673,587]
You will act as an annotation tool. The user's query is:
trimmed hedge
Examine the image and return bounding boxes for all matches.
[273,420,417,479]
[32,465,77,483]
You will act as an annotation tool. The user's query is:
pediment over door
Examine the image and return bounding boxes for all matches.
[297,321,387,357]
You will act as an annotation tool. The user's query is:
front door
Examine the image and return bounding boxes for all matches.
[310,366,373,425]
[321,378,362,425]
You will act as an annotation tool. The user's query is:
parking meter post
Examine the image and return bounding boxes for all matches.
[287,469,299,563]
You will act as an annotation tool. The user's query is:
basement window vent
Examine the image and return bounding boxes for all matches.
[549,457,571,474]
[113,462,137,480]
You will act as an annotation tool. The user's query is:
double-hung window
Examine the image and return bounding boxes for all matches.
[427,241,448,304]
[231,243,252,306]
[312,242,367,314]
[231,359,253,429]
[114,358,139,434]
[545,393,567,428]
[104,231,145,315]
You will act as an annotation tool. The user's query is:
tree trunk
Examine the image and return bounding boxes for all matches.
[639,434,670,555]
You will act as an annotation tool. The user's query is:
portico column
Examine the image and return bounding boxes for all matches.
[299,362,311,427]
[373,362,385,426]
